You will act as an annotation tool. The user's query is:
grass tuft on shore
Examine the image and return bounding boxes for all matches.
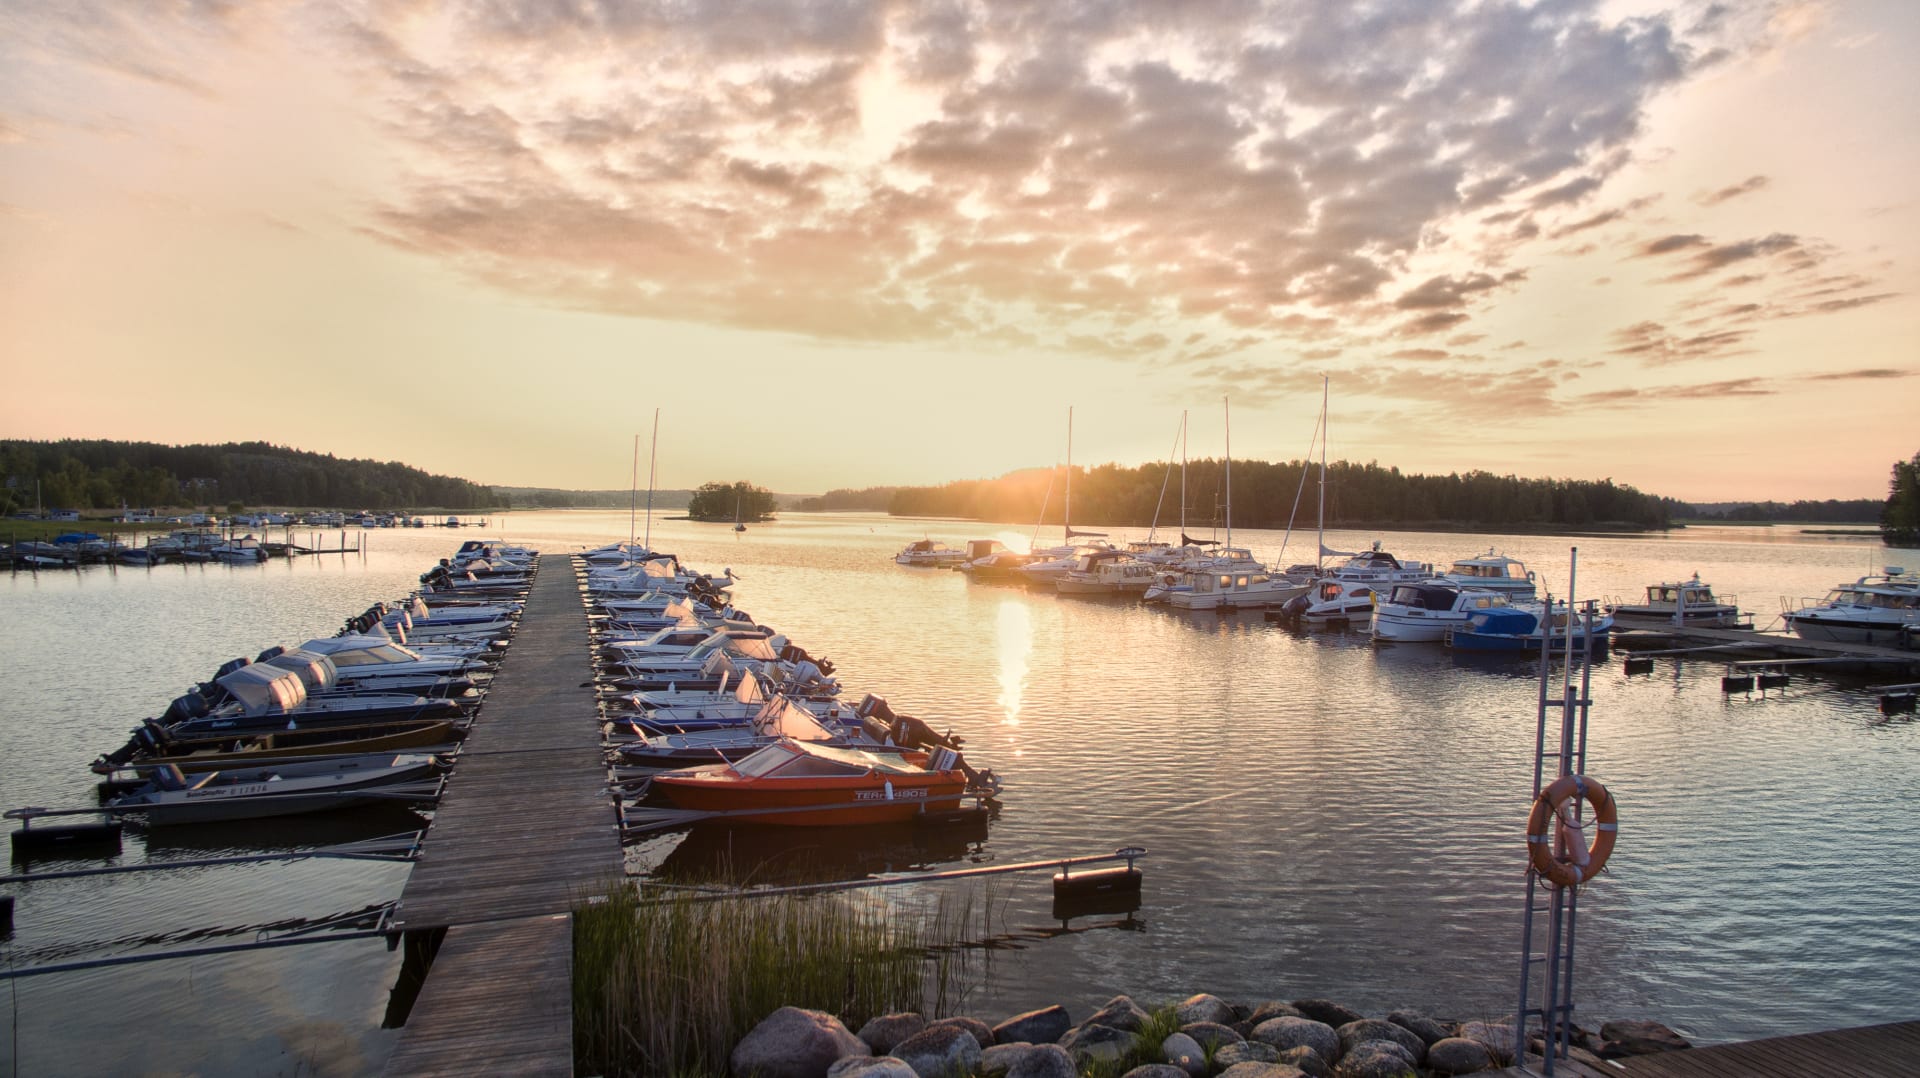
[574,881,990,1078]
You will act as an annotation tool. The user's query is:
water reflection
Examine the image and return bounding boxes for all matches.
[649,819,991,888]
[997,599,1032,746]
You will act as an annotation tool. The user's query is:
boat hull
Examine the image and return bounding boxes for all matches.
[1783,615,1917,647]
[651,771,969,825]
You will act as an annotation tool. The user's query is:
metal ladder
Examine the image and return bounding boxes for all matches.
[1513,550,1600,1075]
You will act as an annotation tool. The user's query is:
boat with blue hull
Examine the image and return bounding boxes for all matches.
[1446,605,1614,653]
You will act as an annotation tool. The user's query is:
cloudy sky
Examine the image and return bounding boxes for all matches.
[1,0,1913,500]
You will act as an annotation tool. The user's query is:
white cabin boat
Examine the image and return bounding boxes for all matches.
[1782,568,1920,646]
[1607,574,1749,628]
[1436,549,1536,599]
[1371,582,1513,643]
[1055,551,1159,596]
[894,540,967,567]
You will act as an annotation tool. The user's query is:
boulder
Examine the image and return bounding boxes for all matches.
[1176,993,1239,1027]
[1386,1010,1449,1048]
[1346,1040,1414,1068]
[1332,1044,1416,1078]
[978,1042,1031,1078]
[1218,1064,1308,1078]
[927,1016,995,1050]
[1248,1001,1305,1026]
[1455,1022,1517,1065]
[1427,1037,1495,1075]
[1276,1046,1335,1078]
[1598,1020,1691,1056]
[858,1013,929,1055]
[1250,1016,1340,1064]
[1161,1031,1206,1077]
[1005,1044,1075,1078]
[1336,1020,1425,1065]
[1292,1000,1364,1029]
[1121,1067,1193,1078]
[1180,1021,1243,1052]
[731,1006,868,1078]
[994,1005,1072,1047]
[1059,1023,1137,1068]
[1085,994,1154,1033]
[829,1058,919,1078]
[1214,1041,1282,1068]
[889,1024,981,1078]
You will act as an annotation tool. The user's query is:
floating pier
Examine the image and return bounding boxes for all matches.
[1489,1018,1920,1076]
[1614,624,1920,676]
[382,554,619,1077]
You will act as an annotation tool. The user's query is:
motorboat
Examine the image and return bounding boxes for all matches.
[600,626,778,666]
[1016,541,1117,588]
[93,719,459,775]
[104,754,444,825]
[1446,604,1614,653]
[1607,574,1750,628]
[1164,565,1308,611]
[615,695,894,768]
[1054,550,1160,596]
[259,645,482,700]
[603,632,795,683]
[1370,582,1514,643]
[1436,549,1537,599]
[1275,545,1438,626]
[895,539,967,567]
[1782,568,1920,646]
[211,534,268,564]
[159,664,466,739]
[648,739,975,826]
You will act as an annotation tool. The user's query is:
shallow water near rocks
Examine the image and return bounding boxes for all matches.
[3,511,1917,1072]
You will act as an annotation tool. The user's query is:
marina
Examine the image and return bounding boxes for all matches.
[2,512,1918,1075]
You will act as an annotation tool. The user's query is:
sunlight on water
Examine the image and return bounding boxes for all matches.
[996,598,1032,745]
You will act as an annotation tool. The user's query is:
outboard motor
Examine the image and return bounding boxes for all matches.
[1278,594,1310,621]
[160,693,208,724]
[214,657,250,679]
[256,646,286,663]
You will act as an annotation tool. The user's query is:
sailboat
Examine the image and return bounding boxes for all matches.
[1017,406,1113,587]
[1165,398,1306,611]
[733,493,746,533]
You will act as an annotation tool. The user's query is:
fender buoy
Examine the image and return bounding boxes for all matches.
[1526,774,1616,886]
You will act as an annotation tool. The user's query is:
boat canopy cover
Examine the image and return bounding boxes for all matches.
[215,665,307,715]
[730,739,927,778]
[263,649,340,691]
[1467,608,1539,634]
[1388,583,1460,609]
[752,697,835,741]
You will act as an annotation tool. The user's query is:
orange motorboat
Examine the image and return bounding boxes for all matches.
[649,739,973,826]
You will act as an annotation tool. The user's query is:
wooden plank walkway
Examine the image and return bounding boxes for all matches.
[390,554,621,930]
[380,915,573,1077]
[383,553,620,1077]
[1613,624,1920,671]
[1489,1020,1920,1077]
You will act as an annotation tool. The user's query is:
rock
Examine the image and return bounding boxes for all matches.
[927,1016,995,1050]
[1250,1016,1340,1064]
[829,1058,918,1078]
[1006,1044,1075,1078]
[1454,1022,1517,1065]
[1161,1031,1206,1077]
[1121,1067,1193,1078]
[1248,1001,1305,1026]
[858,1013,929,1055]
[889,1024,981,1078]
[1348,1040,1414,1067]
[1176,993,1239,1027]
[1214,1041,1282,1068]
[1386,1010,1449,1048]
[1292,1000,1364,1029]
[1336,1020,1425,1065]
[1085,994,1154,1033]
[994,1005,1072,1047]
[1598,1020,1691,1055]
[1332,1044,1417,1078]
[1276,1046,1335,1078]
[731,1006,868,1078]
[1218,1064,1307,1078]
[978,1042,1030,1078]
[1179,1021,1243,1052]
[1426,1037,1494,1075]
[1059,1022,1137,1068]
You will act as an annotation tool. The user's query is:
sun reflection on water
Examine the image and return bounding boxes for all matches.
[995,598,1033,752]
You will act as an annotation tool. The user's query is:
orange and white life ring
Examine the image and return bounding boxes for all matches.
[1162,573,1180,586]
[1526,774,1617,886]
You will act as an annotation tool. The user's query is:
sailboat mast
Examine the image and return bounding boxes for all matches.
[642,408,660,551]
[1064,405,1073,545]
[1317,377,1328,573]
[1180,411,1188,541]
[1223,396,1232,552]
[628,434,640,554]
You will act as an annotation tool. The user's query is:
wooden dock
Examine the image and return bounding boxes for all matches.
[1490,1019,1920,1077]
[1614,623,1920,674]
[383,554,619,1077]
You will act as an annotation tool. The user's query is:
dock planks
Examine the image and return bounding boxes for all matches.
[1487,1020,1920,1077]
[391,554,621,930]
[380,915,573,1077]
[383,554,619,1077]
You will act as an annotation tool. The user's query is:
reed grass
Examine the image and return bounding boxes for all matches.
[574,882,994,1078]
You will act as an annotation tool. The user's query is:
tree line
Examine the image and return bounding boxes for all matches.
[0,439,498,513]
[1884,452,1920,546]
[686,482,776,522]
[885,458,1674,530]
[1688,499,1884,523]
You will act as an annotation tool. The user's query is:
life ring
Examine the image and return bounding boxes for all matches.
[1525,774,1617,886]
[1162,573,1179,586]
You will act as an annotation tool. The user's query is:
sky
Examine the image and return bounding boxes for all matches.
[1,0,1914,502]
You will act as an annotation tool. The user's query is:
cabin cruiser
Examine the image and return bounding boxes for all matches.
[211,535,267,564]
[1370,582,1515,643]
[1436,549,1537,599]
[895,539,967,567]
[1782,568,1920,646]
[1274,545,1439,625]
[1607,574,1749,628]
[1016,540,1118,587]
[1164,566,1309,611]
[1054,550,1160,596]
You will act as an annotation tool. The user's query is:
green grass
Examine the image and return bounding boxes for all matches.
[573,882,994,1078]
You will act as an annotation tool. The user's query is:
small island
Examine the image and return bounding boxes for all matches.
[686,480,777,524]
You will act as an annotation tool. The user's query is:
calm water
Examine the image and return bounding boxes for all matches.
[3,512,1917,1074]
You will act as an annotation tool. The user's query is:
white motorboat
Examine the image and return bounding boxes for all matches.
[211,534,267,564]
[1164,566,1308,610]
[106,754,443,825]
[1782,568,1920,646]
[1371,582,1515,643]
[1607,574,1750,628]
[1054,551,1159,596]
[1436,549,1537,599]
[1281,546,1438,626]
[894,539,967,567]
